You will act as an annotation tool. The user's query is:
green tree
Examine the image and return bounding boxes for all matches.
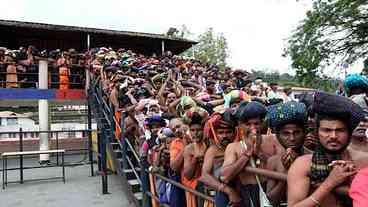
[285,0,368,84]
[181,28,229,69]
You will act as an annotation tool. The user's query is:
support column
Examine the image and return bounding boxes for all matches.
[161,40,165,56]
[38,60,49,162]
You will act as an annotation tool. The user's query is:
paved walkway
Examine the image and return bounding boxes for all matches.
[0,156,134,207]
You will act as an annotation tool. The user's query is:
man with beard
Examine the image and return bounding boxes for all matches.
[265,101,308,205]
[200,111,240,207]
[183,112,208,207]
[288,92,368,207]
[221,101,279,207]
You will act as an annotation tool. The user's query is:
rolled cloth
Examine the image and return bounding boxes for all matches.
[203,111,236,145]
[312,91,365,133]
[234,101,267,122]
[223,90,251,108]
[344,74,368,94]
[182,107,209,125]
[177,96,197,116]
[266,101,307,130]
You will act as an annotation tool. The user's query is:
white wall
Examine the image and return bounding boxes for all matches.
[0,117,96,140]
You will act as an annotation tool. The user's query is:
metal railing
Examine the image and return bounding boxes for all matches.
[0,66,86,89]
[0,128,94,184]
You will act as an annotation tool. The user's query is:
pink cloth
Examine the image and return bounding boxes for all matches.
[350,167,368,207]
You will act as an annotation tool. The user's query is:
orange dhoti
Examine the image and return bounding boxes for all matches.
[59,67,69,90]
[6,64,17,88]
[115,111,121,140]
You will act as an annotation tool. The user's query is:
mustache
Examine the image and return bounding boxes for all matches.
[327,140,342,145]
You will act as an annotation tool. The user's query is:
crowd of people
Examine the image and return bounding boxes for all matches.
[85,46,368,207]
[0,46,85,89]
[2,45,368,207]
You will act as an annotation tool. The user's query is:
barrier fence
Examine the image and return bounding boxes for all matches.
[0,64,86,89]
[0,129,94,184]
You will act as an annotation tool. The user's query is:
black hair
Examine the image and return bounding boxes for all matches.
[275,121,306,134]
[189,112,204,126]
[316,114,352,135]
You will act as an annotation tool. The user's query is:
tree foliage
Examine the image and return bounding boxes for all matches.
[180,27,229,69]
[250,69,339,92]
[286,0,368,84]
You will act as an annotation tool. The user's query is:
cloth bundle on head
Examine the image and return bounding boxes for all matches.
[203,111,236,146]
[235,101,267,122]
[157,127,175,140]
[266,101,307,130]
[182,107,209,125]
[177,96,197,116]
[223,90,251,108]
[344,74,368,95]
[312,91,365,134]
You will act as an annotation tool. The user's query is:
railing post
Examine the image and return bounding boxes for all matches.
[19,128,23,184]
[56,132,59,166]
[101,128,108,194]
[141,158,151,207]
[97,130,102,172]
[88,97,94,176]
[120,112,128,168]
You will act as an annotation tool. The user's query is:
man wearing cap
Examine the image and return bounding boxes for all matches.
[265,101,308,205]
[288,92,368,207]
[345,74,368,153]
[221,101,281,207]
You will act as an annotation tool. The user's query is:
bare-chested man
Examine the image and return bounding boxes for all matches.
[200,111,240,207]
[266,101,308,205]
[221,101,277,207]
[183,112,208,207]
[288,92,368,207]
[350,115,368,153]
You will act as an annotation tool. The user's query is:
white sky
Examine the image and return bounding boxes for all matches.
[1,0,361,75]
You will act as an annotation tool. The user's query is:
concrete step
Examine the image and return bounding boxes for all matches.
[134,192,142,201]
[128,179,139,186]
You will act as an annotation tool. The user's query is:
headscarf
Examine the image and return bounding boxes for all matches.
[235,101,267,122]
[223,90,251,108]
[204,111,236,149]
[344,74,368,95]
[266,101,307,131]
[177,96,197,116]
[181,107,209,125]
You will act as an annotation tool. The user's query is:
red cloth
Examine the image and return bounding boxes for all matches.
[350,167,368,207]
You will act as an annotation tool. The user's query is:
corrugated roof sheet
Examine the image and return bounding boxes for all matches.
[0,19,197,44]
